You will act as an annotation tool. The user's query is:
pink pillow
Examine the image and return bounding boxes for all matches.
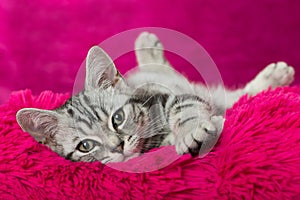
[1,87,300,199]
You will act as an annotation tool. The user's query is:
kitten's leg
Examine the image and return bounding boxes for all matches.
[129,32,186,90]
[244,61,294,95]
[168,61,294,156]
[208,85,244,115]
[166,95,224,157]
[211,62,295,112]
[135,32,170,68]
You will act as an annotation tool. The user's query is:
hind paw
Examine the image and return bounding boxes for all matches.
[135,32,166,65]
[245,62,295,95]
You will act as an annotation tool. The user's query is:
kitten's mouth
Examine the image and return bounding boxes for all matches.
[112,141,125,154]
[119,141,125,151]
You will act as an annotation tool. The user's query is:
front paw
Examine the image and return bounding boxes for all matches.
[175,116,224,157]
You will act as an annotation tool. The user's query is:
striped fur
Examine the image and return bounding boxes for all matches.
[16,32,295,163]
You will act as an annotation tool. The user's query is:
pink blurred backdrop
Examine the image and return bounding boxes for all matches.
[0,0,299,104]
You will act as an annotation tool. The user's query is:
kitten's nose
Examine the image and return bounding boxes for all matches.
[112,141,124,153]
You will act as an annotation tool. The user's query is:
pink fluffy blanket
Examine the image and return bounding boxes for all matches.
[1,87,300,199]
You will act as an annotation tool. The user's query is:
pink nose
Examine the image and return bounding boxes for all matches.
[112,141,124,153]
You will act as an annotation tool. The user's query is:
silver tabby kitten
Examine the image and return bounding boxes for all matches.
[16,32,295,163]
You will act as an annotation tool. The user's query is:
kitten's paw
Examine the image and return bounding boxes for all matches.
[175,118,221,156]
[260,62,294,86]
[245,62,295,95]
[135,32,166,65]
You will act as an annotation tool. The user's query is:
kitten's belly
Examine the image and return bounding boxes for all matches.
[126,70,193,95]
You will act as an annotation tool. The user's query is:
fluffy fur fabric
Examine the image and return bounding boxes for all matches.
[1,87,300,199]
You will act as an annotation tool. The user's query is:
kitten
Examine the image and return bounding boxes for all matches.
[16,32,295,163]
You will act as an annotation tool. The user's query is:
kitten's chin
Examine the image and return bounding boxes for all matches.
[103,153,140,164]
[123,153,141,162]
[102,154,125,164]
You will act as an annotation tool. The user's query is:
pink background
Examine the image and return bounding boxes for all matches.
[0,0,299,104]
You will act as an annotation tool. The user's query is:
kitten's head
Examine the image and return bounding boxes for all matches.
[17,46,144,163]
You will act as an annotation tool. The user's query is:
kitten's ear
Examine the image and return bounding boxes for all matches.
[16,108,58,143]
[85,46,125,90]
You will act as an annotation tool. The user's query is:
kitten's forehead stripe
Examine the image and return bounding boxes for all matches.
[100,106,109,117]
[72,136,79,142]
[60,92,110,125]
[77,127,89,136]
[77,116,93,129]
[90,106,101,121]
[83,93,90,104]
[78,93,99,122]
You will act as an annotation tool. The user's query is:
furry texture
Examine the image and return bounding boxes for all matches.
[1,87,300,199]
[0,0,300,104]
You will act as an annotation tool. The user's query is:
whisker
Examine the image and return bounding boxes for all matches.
[135,125,165,138]
[135,118,168,138]
[140,95,155,107]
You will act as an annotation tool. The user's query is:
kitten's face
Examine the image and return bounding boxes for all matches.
[53,88,133,163]
[17,46,147,163]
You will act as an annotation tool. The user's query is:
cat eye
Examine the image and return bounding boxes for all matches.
[112,108,125,130]
[76,139,96,153]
